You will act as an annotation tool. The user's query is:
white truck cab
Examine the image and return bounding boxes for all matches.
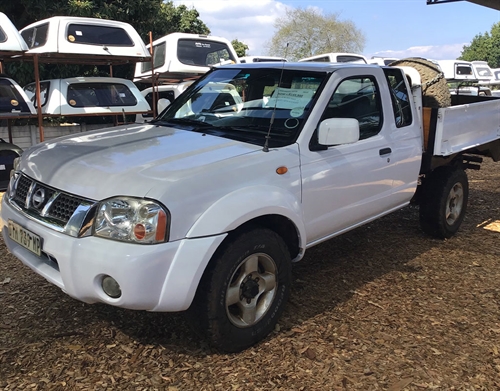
[3,61,500,353]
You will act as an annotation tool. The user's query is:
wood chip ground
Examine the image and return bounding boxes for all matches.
[1,159,500,390]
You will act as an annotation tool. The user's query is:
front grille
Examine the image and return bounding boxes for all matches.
[14,175,31,203]
[10,173,96,233]
[50,193,84,221]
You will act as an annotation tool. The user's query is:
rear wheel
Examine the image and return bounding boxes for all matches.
[419,167,469,238]
[187,227,291,352]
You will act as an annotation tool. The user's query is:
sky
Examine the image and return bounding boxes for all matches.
[172,0,500,61]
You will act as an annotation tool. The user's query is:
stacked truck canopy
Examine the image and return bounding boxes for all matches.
[19,16,150,64]
[133,33,239,84]
[23,77,150,116]
[437,60,477,82]
[0,12,29,58]
[298,52,368,64]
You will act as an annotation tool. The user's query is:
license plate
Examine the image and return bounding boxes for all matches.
[8,220,42,256]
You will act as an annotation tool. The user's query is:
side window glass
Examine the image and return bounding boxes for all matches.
[0,27,6,43]
[24,81,50,107]
[67,24,133,46]
[143,90,175,118]
[383,68,413,127]
[21,23,49,49]
[177,39,237,67]
[0,79,31,113]
[142,42,166,73]
[67,83,137,107]
[322,76,382,140]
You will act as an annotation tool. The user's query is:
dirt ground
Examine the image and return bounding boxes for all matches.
[1,159,500,391]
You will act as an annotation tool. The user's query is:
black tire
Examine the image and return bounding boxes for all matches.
[419,167,469,239]
[187,227,291,352]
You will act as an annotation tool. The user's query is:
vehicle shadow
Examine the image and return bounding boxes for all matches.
[98,188,499,354]
[88,204,440,353]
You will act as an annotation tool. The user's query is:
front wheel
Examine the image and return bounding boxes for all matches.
[187,227,291,352]
[419,167,469,239]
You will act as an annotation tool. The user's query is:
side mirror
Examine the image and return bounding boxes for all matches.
[318,118,360,146]
[157,98,171,114]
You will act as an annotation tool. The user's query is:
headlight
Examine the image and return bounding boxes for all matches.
[12,157,21,172]
[94,197,169,244]
[7,171,20,198]
[9,156,21,182]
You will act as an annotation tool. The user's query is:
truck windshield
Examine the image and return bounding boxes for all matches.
[158,67,327,147]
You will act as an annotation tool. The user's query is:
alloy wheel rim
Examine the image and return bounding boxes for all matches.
[225,253,277,328]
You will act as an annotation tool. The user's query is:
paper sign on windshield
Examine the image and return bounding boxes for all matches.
[264,88,314,110]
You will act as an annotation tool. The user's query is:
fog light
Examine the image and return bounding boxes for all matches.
[102,275,122,298]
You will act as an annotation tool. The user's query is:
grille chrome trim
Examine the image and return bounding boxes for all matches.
[25,180,36,209]
[41,191,59,217]
[7,173,97,238]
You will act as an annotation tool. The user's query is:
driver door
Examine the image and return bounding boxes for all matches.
[300,67,421,244]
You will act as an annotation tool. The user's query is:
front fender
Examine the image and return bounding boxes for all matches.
[186,185,306,251]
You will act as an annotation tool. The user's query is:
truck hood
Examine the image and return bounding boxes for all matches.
[20,123,261,200]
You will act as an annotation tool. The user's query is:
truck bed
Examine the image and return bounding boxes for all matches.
[423,95,500,170]
[434,95,500,156]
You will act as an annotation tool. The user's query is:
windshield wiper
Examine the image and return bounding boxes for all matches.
[160,118,212,127]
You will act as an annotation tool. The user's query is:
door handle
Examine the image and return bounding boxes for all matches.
[379,147,392,156]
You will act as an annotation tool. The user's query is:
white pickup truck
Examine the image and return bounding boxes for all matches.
[2,62,500,352]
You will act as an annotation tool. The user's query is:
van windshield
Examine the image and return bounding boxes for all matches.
[158,67,327,148]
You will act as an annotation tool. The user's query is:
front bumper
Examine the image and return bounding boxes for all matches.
[1,197,226,312]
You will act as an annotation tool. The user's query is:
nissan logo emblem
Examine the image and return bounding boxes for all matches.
[32,188,46,209]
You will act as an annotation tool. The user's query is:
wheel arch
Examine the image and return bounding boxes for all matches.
[186,185,306,261]
[222,214,302,262]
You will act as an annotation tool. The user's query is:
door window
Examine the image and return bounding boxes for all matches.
[383,68,413,127]
[321,76,382,140]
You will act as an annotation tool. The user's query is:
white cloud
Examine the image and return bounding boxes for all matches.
[172,2,468,61]
[173,0,289,55]
[370,43,466,61]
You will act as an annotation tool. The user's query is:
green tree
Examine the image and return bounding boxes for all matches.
[459,22,500,68]
[231,39,249,58]
[3,0,209,40]
[266,7,365,61]
[4,0,210,84]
